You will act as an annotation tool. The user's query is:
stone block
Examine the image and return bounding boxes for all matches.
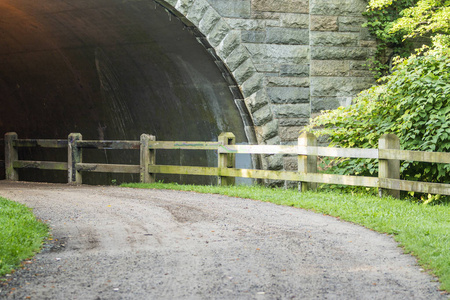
[244,89,269,113]
[199,7,221,34]
[349,60,369,70]
[164,0,178,6]
[310,0,367,16]
[349,70,373,77]
[279,126,305,141]
[266,28,309,45]
[224,18,265,30]
[186,0,209,26]
[264,135,281,146]
[252,0,309,14]
[311,32,359,47]
[207,0,251,18]
[349,60,373,77]
[175,0,195,15]
[241,73,264,97]
[251,104,273,126]
[310,96,341,113]
[260,154,284,170]
[267,76,309,87]
[233,58,256,83]
[225,45,250,71]
[241,30,266,43]
[310,77,375,97]
[310,16,338,31]
[280,14,309,28]
[255,119,279,141]
[284,156,298,171]
[274,104,310,118]
[311,46,376,60]
[265,19,282,27]
[255,64,279,73]
[268,87,310,104]
[265,72,280,77]
[217,30,240,59]
[278,118,309,126]
[244,44,310,65]
[280,64,309,77]
[207,19,230,47]
[360,27,376,41]
[251,11,280,20]
[360,40,377,47]
[338,16,366,32]
[311,60,350,76]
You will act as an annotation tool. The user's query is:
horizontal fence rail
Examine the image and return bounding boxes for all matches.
[13,160,68,171]
[378,149,450,164]
[4,132,450,197]
[148,165,380,188]
[216,144,380,158]
[77,140,140,150]
[76,163,140,174]
[14,139,68,148]
[148,141,222,150]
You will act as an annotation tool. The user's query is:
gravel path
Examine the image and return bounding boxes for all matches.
[0,181,446,299]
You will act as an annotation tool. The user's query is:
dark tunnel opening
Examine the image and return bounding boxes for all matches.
[0,0,256,185]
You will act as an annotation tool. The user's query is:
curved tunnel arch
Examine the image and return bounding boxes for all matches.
[0,0,262,184]
[158,0,277,145]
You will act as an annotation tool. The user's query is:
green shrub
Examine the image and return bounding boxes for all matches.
[363,0,450,78]
[306,47,450,191]
[363,0,418,78]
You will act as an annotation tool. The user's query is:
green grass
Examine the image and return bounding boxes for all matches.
[122,182,450,292]
[0,197,48,277]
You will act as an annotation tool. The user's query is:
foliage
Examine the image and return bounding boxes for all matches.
[122,182,450,292]
[305,47,450,191]
[0,197,48,276]
[371,0,450,41]
[363,0,418,78]
[363,0,450,78]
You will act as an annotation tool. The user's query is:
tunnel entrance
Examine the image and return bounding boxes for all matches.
[0,0,255,184]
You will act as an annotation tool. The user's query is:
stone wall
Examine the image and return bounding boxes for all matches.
[158,0,376,170]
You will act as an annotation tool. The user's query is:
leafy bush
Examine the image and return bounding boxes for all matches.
[384,0,450,43]
[363,0,450,78]
[363,0,418,78]
[306,47,450,187]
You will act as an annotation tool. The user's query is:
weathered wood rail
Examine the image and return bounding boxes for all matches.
[4,132,450,197]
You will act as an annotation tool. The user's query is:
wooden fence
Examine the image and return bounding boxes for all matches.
[4,132,450,198]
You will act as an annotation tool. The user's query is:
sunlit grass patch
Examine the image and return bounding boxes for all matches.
[0,197,48,276]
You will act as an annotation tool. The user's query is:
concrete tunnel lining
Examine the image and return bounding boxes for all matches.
[0,0,261,184]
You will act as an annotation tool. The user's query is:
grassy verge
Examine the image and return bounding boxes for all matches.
[122,182,450,292]
[0,197,48,277]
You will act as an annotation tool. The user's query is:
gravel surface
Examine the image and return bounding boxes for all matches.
[0,181,446,299]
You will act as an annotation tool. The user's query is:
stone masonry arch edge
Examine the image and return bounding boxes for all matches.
[155,0,278,148]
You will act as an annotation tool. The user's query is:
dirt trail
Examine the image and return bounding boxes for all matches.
[0,181,446,299]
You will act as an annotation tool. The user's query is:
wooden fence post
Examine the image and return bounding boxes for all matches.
[5,132,18,181]
[218,132,236,186]
[298,132,318,192]
[140,134,156,183]
[378,134,400,198]
[68,133,82,185]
